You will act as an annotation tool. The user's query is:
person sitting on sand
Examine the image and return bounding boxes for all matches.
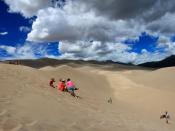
[160,111,170,124]
[58,79,62,90]
[66,78,79,97]
[58,79,66,92]
[49,78,56,88]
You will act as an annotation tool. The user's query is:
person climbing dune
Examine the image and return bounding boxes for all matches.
[49,78,56,88]
[66,78,79,97]
[58,79,66,92]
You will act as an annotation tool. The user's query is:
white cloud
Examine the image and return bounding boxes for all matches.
[58,40,170,64]
[25,1,175,63]
[0,43,170,65]
[15,44,36,59]
[19,26,31,32]
[0,43,52,60]
[0,45,16,54]
[27,3,143,42]
[0,44,36,59]
[4,0,175,63]
[59,40,137,63]
[133,51,169,64]
[0,32,8,35]
[4,0,52,17]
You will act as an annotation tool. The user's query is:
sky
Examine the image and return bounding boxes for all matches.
[0,0,175,64]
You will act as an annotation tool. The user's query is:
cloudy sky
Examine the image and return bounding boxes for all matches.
[0,0,175,64]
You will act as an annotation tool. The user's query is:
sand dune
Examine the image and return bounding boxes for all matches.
[129,67,175,91]
[0,63,175,131]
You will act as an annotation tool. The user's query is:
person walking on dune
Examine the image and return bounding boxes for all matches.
[160,111,170,124]
[66,78,79,97]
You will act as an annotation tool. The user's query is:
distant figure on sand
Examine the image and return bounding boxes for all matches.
[160,111,170,124]
[49,78,55,88]
[108,97,112,104]
[66,78,79,97]
[58,79,66,92]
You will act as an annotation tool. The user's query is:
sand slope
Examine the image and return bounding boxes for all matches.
[0,63,175,131]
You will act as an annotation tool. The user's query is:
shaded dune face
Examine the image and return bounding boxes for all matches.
[103,69,175,115]
[129,67,175,91]
[0,63,175,131]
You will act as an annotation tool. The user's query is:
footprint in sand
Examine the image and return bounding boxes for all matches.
[0,116,8,126]
[56,98,61,102]
[0,97,11,105]
[10,124,23,131]
[0,110,7,117]
[16,91,23,97]
[0,98,9,102]
[26,120,38,126]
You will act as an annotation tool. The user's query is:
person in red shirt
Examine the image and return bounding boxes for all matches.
[49,78,55,88]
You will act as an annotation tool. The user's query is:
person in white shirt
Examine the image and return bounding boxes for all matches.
[160,111,170,124]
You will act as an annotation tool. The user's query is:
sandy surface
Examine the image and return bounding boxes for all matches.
[0,63,175,131]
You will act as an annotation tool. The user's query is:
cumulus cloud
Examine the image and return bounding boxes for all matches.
[58,40,141,64]
[4,0,175,63]
[27,6,142,42]
[0,31,8,35]
[3,0,52,17]
[3,0,66,17]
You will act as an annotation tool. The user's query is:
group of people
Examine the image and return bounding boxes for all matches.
[49,78,172,123]
[49,78,79,98]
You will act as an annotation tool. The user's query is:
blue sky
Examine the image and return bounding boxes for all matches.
[0,0,59,59]
[0,0,175,64]
[0,0,30,46]
[125,32,159,53]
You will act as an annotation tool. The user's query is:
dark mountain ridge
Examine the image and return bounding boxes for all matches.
[139,55,175,68]
[1,58,147,71]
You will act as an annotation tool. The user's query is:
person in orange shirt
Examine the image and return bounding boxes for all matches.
[58,79,66,92]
